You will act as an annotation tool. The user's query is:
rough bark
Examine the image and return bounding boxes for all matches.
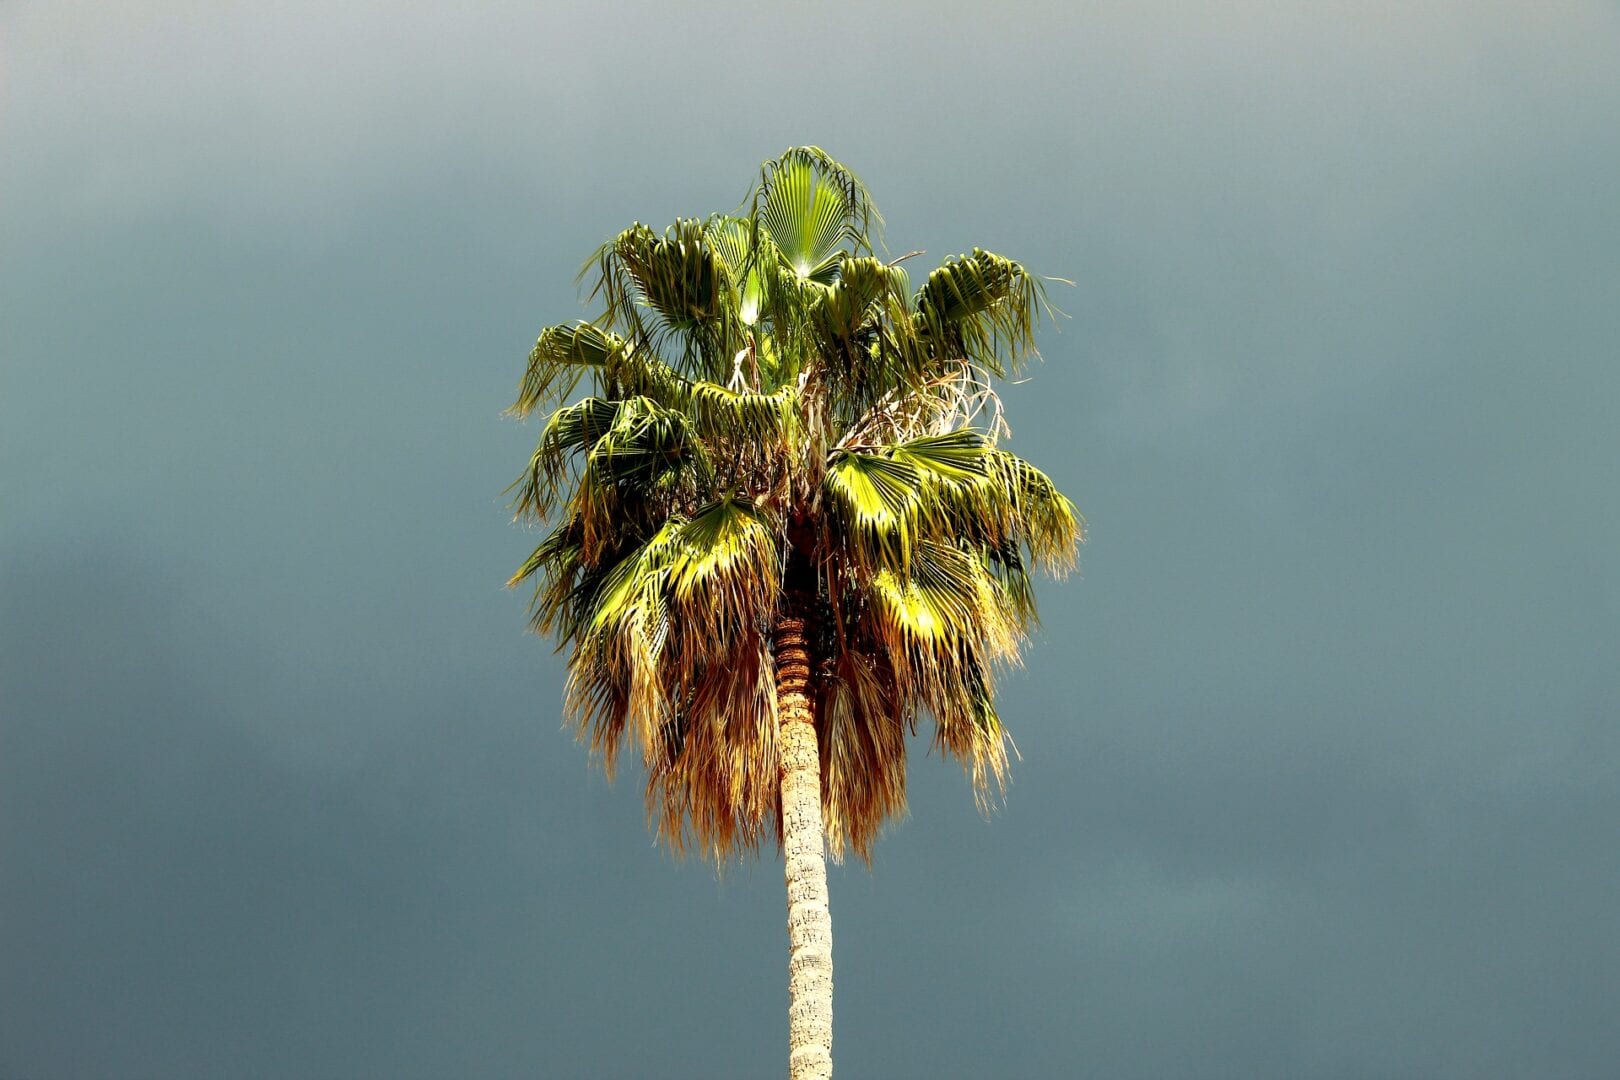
[774,615,833,1079]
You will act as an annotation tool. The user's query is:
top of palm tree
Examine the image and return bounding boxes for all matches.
[510,147,1081,863]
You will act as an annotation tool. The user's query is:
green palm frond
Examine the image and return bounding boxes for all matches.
[927,653,1010,809]
[578,397,706,487]
[892,431,1028,554]
[597,340,690,406]
[754,146,880,283]
[888,428,992,484]
[512,322,621,417]
[509,397,621,520]
[914,249,1049,376]
[589,219,744,379]
[983,538,1037,627]
[509,511,580,586]
[734,148,888,384]
[561,501,785,860]
[508,513,628,647]
[705,215,771,329]
[580,517,685,645]
[514,322,691,420]
[858,540,1019,804]
[688,381,798,445]
[665,497,781,662]
[809,256,918,396]
[987,449,1084,572]
[892,430,1031,553]
[573,397,710,551]
[823,431,1009,573]
[564,517,688,772]
[823,450,922,569]
[825,432,1080,581]
[864,540,1017,661]
[820,257,901,332]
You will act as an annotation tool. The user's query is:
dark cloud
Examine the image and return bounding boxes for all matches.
[4,2,1618,1077]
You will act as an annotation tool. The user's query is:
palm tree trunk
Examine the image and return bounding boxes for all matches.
[774,614,833,1079]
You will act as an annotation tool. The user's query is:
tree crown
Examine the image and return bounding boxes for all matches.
[511,148,1081,862]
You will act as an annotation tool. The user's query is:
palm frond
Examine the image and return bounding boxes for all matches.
[987,449,1084,572]
[982,538,1038,627]
[890,429,1022,552]
[735,148,888,384]
[508,514,581,612]
[864,541,1015,658]
[888,428,992,484]
[509,396,621,521]
[511,322,621,417]
[665,496,782,664]
[563,502,785,860]
[566,518,690,775]
[705,214,771,329]
[927,653,1011,810]
[823,431,1005,568]
[688,381,799,446]
[822,449,922,570]
[754,147,880,282]
[859,540,1019,806]
[507,512,635,649]
[588,219,745,379]
[514,322,691,417]
[819,648,907,864]
[573,397,711,553]
[914,249,1049,376]
[809,256,919,399]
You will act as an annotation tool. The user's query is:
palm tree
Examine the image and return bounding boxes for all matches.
[508,148,1080,1078]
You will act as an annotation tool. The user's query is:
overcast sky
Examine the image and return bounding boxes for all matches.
[4,3,1619,1077]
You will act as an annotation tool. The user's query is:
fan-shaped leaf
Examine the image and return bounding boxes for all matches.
[914,249,1048,375]
[688,381,798,446]
[755,147,879,283]
[512,322,620,417]
[987,450,1083,571]
[590,220,744,378]
[667,497,781,659]
[823,450,922,569]
[889,429,991,484]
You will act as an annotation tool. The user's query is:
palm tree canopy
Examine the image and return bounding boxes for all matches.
[510,147,1081,862]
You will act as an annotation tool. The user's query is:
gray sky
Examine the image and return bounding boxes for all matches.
[4,2,1619,1077]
